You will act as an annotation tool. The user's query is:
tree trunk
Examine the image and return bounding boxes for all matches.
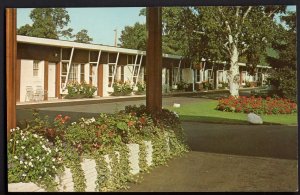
[228,45,240,97]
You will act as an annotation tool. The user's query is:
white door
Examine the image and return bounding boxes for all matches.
[48,63,56,98]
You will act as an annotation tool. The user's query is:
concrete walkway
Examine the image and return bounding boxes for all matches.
[121,122,298,192]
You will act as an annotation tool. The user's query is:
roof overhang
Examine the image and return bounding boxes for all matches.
[17,35,182,60]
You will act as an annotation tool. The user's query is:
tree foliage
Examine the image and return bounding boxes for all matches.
[118,22,147,50]
[17,8,94,43]
[123,6,288,96]
[266,11,296,102]
[74,29,93,43]
[18,8,73,39]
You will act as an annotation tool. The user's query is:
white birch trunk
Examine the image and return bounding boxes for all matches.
[228,45,240,97]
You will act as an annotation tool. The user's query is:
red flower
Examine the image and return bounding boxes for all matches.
[55,114,62,120]
[139,117,146,124]
[108,131,114,138]
[128,121,134,127]
[64,116,71,122]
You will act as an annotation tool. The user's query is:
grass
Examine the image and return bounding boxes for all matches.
[168,100,298,125]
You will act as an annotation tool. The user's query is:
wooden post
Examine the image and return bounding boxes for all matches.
[97,64,104,97]
[16,59,21,102]
[6,8,17,139]
[55,62,61,99]
[146,7,162,115]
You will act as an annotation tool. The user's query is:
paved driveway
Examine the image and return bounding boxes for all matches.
[121,122,298,192]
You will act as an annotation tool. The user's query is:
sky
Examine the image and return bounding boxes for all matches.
[17,7,146,46]
[17,6,296,46]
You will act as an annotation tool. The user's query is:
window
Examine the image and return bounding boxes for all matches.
[121,66,124,82]
[108,64,114,86]
[89,64,94,84]
[69,64,78,82]
[61,62,68,86]
[33,60,40,77]
[80,64,85,83]
[196,69,201,82]
[173,67,178,84]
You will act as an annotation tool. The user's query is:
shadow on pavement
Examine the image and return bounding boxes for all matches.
[182,122,298,160]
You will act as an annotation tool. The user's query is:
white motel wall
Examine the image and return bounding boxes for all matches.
[16,35,270,103]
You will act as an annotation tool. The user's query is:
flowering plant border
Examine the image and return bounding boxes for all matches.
[216,96,297,114]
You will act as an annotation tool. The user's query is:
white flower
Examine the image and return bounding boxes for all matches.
[10,128,14,132]
[52,166,55,169]
[21,146,25,150]
[24,138,27,141]
[71,122,76,125]
[33,134,38,138]
[40,141,43,144]
[44,168,47,172]
[13,156,18,160]
[36,156,40,159]
[55,148,58,152]
[16,141,19,144]
[39,176,42,179]
[22,173,26,177]
[29,156,32,159]
[52,158,55,162]
[39,159,42,162]
[25,153,28,156]
[9,139,13,142]
[25,161,28,165]
[29,162,33,167]
[20,161,23,164]
[24,165,27,169]
[31,147,34,150]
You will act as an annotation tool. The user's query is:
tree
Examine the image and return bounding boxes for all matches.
[266,11,296,102]
[118,22,147,50]
[74,29,93,43]
[18,8,73,39]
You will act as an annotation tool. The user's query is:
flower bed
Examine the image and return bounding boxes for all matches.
[216,96,297,114]
[134,81,146,95]
[8,106,188,192]
[111,81,133,96]
[65,81,97,99]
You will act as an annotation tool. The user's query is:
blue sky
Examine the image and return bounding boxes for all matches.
[17,7,146,46]
[17,6,296,46]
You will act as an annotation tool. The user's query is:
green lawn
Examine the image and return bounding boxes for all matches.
[168,100,298,125]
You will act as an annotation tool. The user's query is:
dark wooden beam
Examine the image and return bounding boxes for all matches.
[16,59,21,102]
[6,8,17,139]
[97,64,104,97]
[146,7,162,115]
[55,62,61,99]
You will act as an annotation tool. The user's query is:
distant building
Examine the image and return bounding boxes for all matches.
[16,35,270,102]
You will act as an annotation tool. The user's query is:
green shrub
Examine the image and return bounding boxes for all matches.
[135,81,146,94]
[65,81,97,99]
[9,105,189,192]
[112,81,133,96]
[8,127,64,191]
[268,67,297,103]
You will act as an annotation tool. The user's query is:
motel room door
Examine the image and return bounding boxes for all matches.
[48,62,56,98]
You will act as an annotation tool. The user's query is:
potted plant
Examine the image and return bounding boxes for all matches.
[202,81,209,91]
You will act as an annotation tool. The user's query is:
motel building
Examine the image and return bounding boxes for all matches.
[16,35,270,103]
